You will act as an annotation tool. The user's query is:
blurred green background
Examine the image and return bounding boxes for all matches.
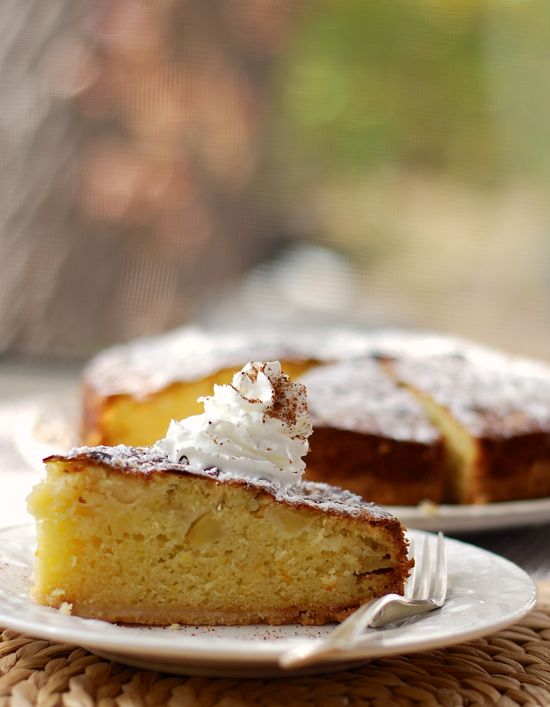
[1,0,550,359]
[252,0,550,356]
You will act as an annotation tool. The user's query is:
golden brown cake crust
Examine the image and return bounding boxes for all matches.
[388,350,550,503]
[66,601,397,626]
[305,427,445,506]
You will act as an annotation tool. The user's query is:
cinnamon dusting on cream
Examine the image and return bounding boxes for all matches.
[155,361,313,488]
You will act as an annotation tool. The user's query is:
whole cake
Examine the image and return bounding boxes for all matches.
[79,326,550,506]
[28,362,412,625]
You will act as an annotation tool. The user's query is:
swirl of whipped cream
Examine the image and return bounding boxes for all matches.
[156,361,313,488]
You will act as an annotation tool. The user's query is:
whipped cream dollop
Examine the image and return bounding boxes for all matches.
[156,361,313,488]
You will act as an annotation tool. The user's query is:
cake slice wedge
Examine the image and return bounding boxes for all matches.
[28,360,412,626]
[27,445,412,626]
[300,358,446,506]
[386,349,550,504]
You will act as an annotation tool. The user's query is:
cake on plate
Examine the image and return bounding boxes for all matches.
[386,348,550,504]
[79,326,550,506]
[28,362,413,625]
[300,358,446,506]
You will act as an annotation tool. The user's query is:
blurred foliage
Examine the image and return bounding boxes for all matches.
[245,0,550,357]
[267,0,550,187]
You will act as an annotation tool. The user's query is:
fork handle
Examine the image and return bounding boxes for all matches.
[280,596,395,669]
[279,599,438,668]
[278,635,363,668]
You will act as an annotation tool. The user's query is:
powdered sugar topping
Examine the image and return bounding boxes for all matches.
[391,349,550,436]
[301,358,441,443]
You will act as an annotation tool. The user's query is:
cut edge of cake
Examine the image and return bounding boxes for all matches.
[300,358,447,506]
[82,360,318,448]
[383,351,550,504]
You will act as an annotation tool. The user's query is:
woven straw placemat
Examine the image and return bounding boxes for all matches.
[1,586,549,707]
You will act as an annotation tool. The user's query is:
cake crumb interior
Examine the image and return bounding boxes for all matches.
[27,459,409,625]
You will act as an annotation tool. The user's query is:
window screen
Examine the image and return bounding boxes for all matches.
[1,0,549,359]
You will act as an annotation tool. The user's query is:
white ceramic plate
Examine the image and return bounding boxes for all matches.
[0,525,536,678]
[386,498,550,533]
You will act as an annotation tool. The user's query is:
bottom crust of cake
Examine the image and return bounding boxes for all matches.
[60,602,364,626]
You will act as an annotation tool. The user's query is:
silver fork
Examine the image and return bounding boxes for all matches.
[279,532,447,669]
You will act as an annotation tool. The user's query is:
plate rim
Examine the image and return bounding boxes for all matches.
[386,496,550,532]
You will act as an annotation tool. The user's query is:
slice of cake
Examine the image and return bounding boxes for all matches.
[28,446,411,626]
[300,359,446,506]
[386,349,550,504]
[28,361,412,626]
